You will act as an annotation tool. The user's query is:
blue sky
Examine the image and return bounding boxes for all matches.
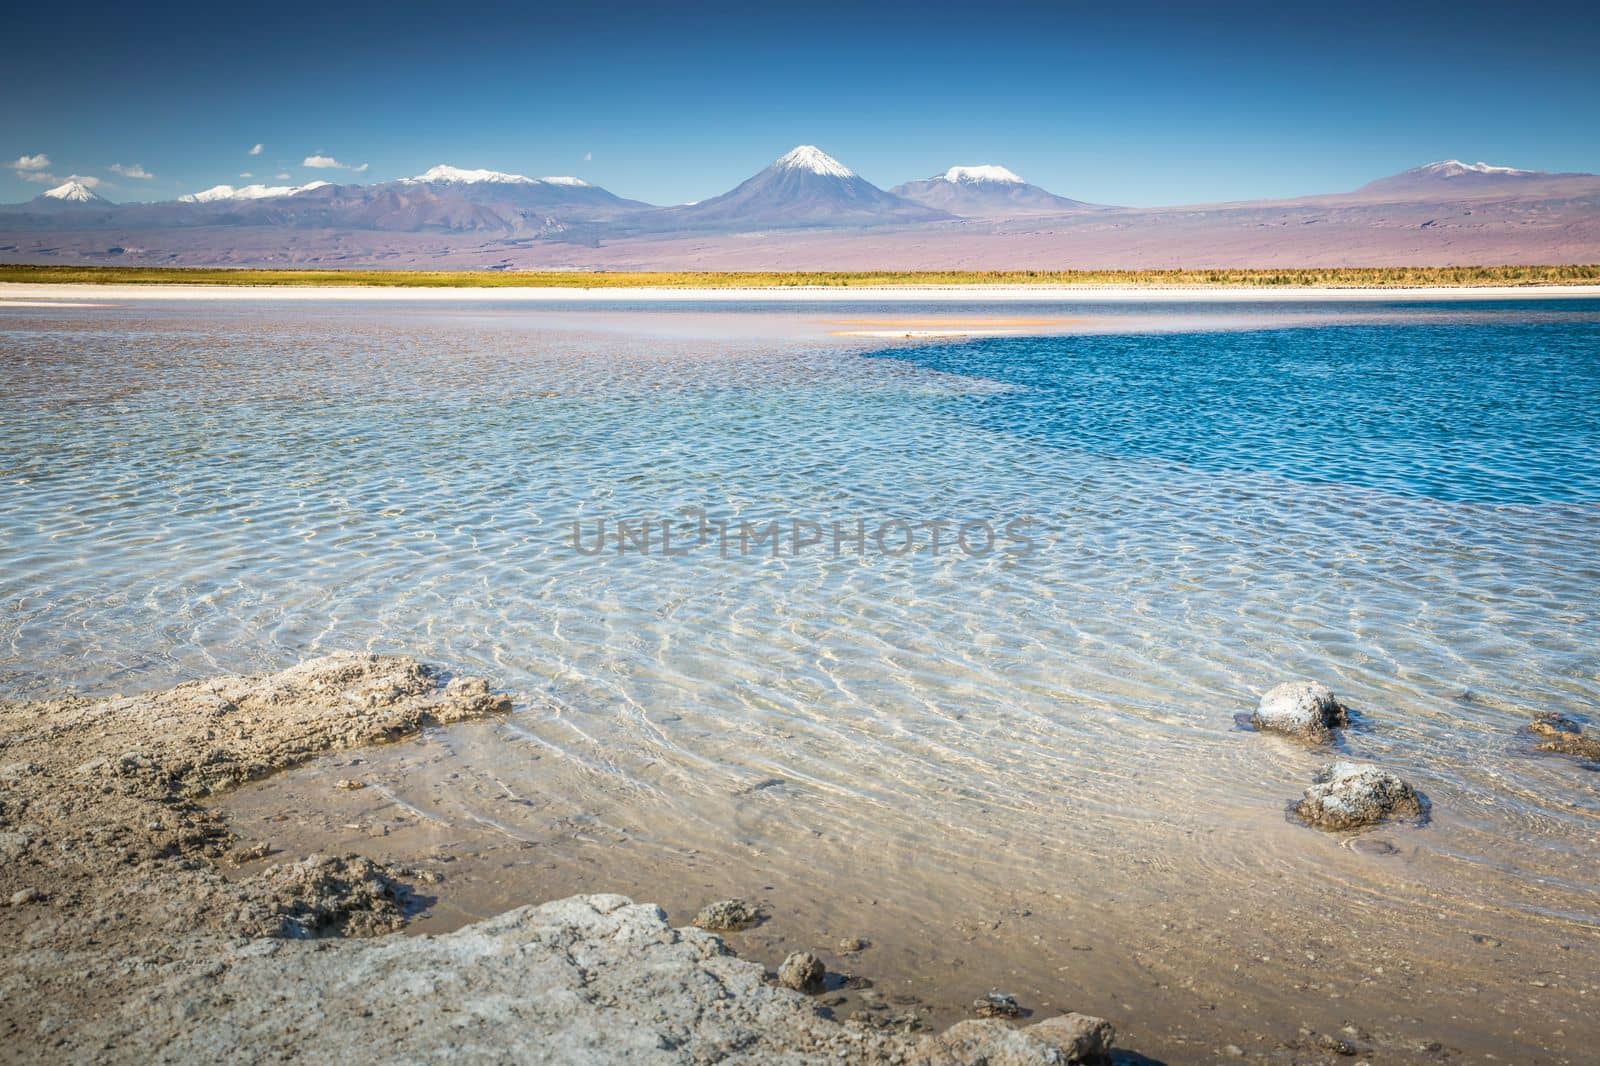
[5,1,1598,206]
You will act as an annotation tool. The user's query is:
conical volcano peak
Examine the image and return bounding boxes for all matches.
[773,146,855,179]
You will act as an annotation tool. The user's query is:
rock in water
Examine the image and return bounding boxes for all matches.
[1529,712,1600,761]
[1294,761,1425,830]
[692,898,760,931]
[778,951,825,993]
[1253,680,1349,741]
[973,991,1023,1017]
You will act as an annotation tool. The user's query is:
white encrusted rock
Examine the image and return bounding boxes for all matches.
[1294,761,1425,831]
[1253,680,1348,741]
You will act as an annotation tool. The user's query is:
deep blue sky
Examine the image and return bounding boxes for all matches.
[5,1,1598,206]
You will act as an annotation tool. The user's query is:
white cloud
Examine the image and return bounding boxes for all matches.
[584,151,593,162]
[239,172,254,178]
[10,154,58,182]
[275,171,291,180]
[248,143,263,156]
[302,154,368,172]
[63,174,102,188]
[109,163,153,179]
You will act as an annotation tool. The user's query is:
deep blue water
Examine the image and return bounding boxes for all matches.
[883,317,1600,503]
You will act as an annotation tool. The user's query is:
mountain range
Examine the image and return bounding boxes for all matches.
[3,147,1597,268]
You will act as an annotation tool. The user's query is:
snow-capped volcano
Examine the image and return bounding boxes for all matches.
[41,180,108,204]
[631,145,946,231]
[389,165,640,216]
[773,145,856,179]
[1355,159,1596,199]
[1414,160,1534,178]
[179,181,330,203]
[891,165,1102,217]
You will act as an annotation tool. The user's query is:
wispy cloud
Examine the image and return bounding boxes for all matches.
[584,151,593,162]
[248,143,263,156]
[62,174,102,188]
[109,163,153,179]
[240,172,254,179]
[275,171,291,180]
[302,154,368,172]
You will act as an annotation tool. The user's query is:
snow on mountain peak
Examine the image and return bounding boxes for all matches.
[407,164,537,185]
[178,180,330,203]
[774,146,855,179]
[1418,160,1533,177]
[940,165,1024,185]
[404,165,589,187]
[43,180,103,202]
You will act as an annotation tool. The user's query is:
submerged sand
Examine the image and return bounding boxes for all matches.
[5,655,1592,1064]
[0,655,1117,1064]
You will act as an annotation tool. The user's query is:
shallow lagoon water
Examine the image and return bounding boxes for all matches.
[2,297,1598,1059]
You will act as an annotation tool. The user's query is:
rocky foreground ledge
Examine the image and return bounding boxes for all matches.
[0,654,1113,1064]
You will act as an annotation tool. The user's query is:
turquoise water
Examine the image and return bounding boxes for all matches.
[888,316,1600,503]
[1,298,1597,936]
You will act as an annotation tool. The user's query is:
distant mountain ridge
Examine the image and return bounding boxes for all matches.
[2,150,1597,266]
[1354,159,1598,199]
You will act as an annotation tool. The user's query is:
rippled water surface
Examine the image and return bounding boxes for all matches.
[2,297,1599,1053]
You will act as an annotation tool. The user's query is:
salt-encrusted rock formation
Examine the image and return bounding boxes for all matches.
[1294,760,1425,831]
[1253,680,1349,741]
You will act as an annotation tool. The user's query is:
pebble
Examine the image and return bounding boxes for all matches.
[693,898,760,932]
[972,991,1021,1018]
[777,951,825,993]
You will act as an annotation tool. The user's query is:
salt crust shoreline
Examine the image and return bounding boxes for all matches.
[4,281,1600,304]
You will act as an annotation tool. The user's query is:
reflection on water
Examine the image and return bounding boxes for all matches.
[2,298,1598,1050]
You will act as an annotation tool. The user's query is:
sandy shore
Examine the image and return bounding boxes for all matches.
[4,281,1600,304]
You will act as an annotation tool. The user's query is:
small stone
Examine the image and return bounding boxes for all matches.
[1294,761,1425,831]
[1222,1044,1245,1057]
[693,898,759,932]
[229,841,272,864]
[1253,680,1348,741]
[778,951,825,993]
[972,991,1022,1018]
[837,937,870,953]
[1318,1033,1358,1055]
[8,888,42,906]
[334,778,365,790]
[1471,933,1502,947]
